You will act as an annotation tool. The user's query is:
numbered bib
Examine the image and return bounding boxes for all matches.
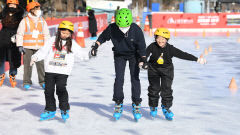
[32,30,39,38]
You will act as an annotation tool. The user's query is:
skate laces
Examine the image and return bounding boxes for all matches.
[114,104,122,113]
[150,107,157,111]
[0,74,5,79]
[133,104,141,114]
[10,75,16,81]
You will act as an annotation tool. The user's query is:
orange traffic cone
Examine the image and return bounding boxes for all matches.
[174,29,177,37]
[208,45,212,52]
[136,16,140,27]
[204,48,208,55]
[149,28,153,37]
[229,77,238,93]
[111,16,115,23]
[203,30,206,37]
[144,16,150,32]
[226,30,230,37]
[76,22,85,48]
[194,40,199,46]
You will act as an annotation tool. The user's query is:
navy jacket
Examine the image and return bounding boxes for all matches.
[97,23,146,57]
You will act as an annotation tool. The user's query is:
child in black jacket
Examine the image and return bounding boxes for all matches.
[145,28,206,120]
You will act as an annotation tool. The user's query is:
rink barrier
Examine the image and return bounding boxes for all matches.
[150,12,240,36]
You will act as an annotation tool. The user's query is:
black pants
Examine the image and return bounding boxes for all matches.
[113,55,142,104]
[148,64,174,109]
[91,33,97,37]
[44,72,69,111]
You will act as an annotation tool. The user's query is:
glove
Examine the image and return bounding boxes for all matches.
[11,34,16,43]
[90,42,99,56]
[139,57,148,69]
[197,57,207,65]
[18,46,25,54]
[30,56,37,66]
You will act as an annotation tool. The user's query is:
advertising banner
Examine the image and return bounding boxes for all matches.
[152,13,240,29]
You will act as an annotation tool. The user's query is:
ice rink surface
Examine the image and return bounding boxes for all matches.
[0,34,240,135]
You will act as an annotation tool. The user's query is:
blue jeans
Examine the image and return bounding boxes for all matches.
[0,54,17,75]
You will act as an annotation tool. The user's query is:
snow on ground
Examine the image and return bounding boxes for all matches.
[0,34,240,135]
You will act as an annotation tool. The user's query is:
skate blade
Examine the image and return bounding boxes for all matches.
[40,115,55,121]
[113,116,121,121]
[165,117,173,121]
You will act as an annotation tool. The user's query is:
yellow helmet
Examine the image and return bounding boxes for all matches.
[154,28,170,39]
[58,21,74,32]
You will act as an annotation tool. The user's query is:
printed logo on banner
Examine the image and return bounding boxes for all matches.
[226,14,240,25]
[197,16,219,25]
[167,17,193,24]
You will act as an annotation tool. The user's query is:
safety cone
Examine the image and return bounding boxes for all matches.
[149,28,153,37]
[202,30,206,37]
[229,77,238,92]
[111,16,115,23]
[208,45,212,52]
[204,48,208,55]
[136,16,140,27]
[226,30,230,37]
[174,29,177,37]
[194,40,199,46]
[76,22,85,48]
[144,16,150,32]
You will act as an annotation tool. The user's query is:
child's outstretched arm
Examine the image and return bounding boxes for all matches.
[30,38,52,66]
[172,46,206,64]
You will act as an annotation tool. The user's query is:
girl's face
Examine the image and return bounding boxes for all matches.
[60,30,71,40]
[8,4,17,8]
[156,36,167,48]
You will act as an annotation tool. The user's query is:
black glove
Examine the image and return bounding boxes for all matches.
[18,46,25,54]
[139,57,148,69]
[90,42,99,56]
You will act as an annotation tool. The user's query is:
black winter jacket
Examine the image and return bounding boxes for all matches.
[0,6,24,69]
[97,23,146,57]
[88,9,97,34]
[146,42,198,67]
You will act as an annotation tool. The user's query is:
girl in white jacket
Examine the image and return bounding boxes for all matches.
[30,21,88,121]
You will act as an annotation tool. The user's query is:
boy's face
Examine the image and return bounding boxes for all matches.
[60,30,71,40]
[156,36,167,48]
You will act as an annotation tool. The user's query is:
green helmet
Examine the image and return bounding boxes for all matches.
[115,8,133,27]
[86,6,92,10]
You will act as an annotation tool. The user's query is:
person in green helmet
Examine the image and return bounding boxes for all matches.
[89,8,147,121]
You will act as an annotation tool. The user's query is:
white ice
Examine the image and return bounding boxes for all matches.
[0,34,240,135]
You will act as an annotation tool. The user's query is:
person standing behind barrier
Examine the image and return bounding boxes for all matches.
[89,8,147,121]
[0,0,24,88]
[16,1,50,90]
[86,6,98,40]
